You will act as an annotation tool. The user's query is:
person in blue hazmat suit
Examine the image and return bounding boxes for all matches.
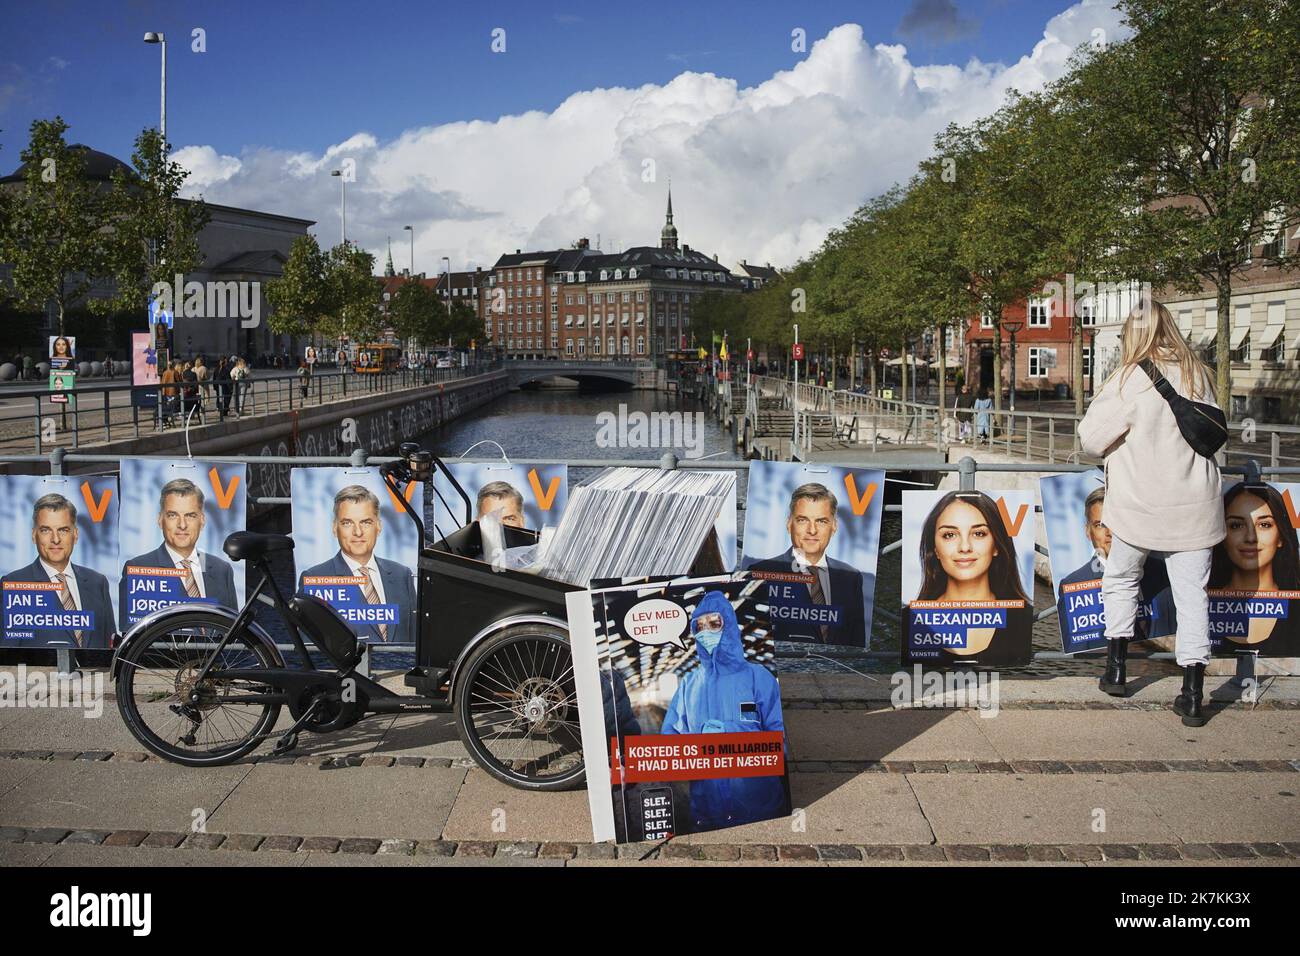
[661,590,787,831]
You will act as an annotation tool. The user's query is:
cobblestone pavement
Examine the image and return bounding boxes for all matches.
[1,667,1296,867]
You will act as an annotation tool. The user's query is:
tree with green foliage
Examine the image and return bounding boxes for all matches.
[0,118,112,335]
[388,278,440,344]
[1066,0,1300,410]
[265,234,332,339]
[99,127,209,317]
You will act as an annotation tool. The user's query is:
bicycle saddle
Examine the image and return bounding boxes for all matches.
[223,531,294,562]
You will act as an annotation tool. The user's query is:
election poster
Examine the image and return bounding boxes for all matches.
[901,489,1036,667]
[0,475,119,648]
[1039,471,1176,653]
[1206,480,1300,658]
[430,461,569,540]
[739,461,885,647]
[291,467,423,644]
[118,458,247,630]
[567,574,791,844]
[131,331,161,408]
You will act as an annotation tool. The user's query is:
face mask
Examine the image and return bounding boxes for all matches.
[695,628,723,652]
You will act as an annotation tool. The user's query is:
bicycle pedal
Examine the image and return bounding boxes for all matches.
[272,732,298,756]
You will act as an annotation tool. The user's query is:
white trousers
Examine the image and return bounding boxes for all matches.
[1101,533,1212,666]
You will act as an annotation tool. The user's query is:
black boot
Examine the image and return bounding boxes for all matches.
[1098,639,1128,696]
[1172,663,1207,727]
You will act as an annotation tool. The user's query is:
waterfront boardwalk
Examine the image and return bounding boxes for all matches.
[2,666,1296,867]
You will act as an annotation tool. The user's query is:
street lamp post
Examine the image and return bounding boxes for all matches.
[142,33,166,151]
[441,256,452,349]
[403,224,414,276]
[330,169,347,246]
[1002,320,1024,414]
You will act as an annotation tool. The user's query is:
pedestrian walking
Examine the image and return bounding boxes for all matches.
[297,359,310,401]
[231,357,249,416]
[214,357,232,419]
[1080,299,1227,726]
[973,386,993,443]
[955,383,975,441]
[194,355,210,404]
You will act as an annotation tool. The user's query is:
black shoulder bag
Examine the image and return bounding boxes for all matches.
[1138,359,1227,458]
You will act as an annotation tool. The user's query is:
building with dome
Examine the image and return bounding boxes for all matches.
[0,145,314,362]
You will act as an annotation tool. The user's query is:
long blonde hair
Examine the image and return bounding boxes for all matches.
[1115,299,1213,400]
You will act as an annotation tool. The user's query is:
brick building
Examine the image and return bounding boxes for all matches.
[483,190,746,361]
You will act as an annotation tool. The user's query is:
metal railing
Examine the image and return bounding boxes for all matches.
[0,361,503,455]
[4,447,1292,676]
[751,373,1300,467]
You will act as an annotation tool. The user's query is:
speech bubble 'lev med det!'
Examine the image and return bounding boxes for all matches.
[624,598,688,649]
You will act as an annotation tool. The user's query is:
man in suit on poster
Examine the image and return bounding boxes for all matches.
[298,485,416,643]
[3,493,115,648]
[744,483,867,646]
[118,478,239,631]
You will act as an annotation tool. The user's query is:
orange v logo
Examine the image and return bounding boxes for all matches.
[528,468,560,511]
[386,480,417,512]
[80,482,112,523]
[1282,489,1300,529]
[843,474,878,516]
[996,497,1028,537]
[208,468,241,510]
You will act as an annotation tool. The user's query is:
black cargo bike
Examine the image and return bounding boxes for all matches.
[111,444,586,791]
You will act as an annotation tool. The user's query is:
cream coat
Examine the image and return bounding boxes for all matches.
[1078,360,1225,552]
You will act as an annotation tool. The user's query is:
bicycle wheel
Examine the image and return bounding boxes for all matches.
[115,611,283,767]
[454,622,585,791]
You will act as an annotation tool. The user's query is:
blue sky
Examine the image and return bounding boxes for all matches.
[1,0,1085,166]
[0,0,1119,272]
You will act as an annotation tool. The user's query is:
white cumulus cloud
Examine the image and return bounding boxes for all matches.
[173,0,1126,274]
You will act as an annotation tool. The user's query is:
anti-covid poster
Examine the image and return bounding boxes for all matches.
[740,461,885,647]
[568,574,790,844]
[1207,480,1300,657]
[117,459,247,629]
[901,489,1036,667]
[1039,471,1176,653]
[430,462,569,539]
[0,475,119,648]
[291,467,422,644]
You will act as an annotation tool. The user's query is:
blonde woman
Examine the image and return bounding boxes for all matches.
[1079,299,1225,726]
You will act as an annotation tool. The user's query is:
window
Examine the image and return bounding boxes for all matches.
[667,268,676,279]
[1027,347,1055,377]
[622,313,630,326]
[578,271,586,282]
[1082,345,1092,380]
[578,294,586,304]
[1231,332,1250,363]
[593,337,601,354]
[551,318,558,331]
[577,338,586,355]
[565,294,573,306]
[600,270,608,281]
[607,336,615,355]
[576,316,585,327]
[636,291,645,302]
[621,292,630,303]
[1028,299,1050,327]
[622,336,630,355]
[606,292,615,304]
[564,317,573,327]
[980,311,994,329]
[1078,300,1096,326]
[637,312,644,324]
[656,291,664,301]
[613,269,623,280]
[670,292,678,302]
[551,335,558,349]
[565,340,574,356]
[636,335,645,355]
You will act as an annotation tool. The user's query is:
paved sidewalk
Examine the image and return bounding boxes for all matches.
[1,669,1297,866]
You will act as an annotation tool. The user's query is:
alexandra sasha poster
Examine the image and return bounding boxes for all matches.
[118,458,247,630]
[567,574,790,844]
[291,467,423,644]
[1206,480,1300,657]
[901,489,1036,667]
[740,461,885,647]
[1039,471,1176,653]
[430,461,568,539]
[0,475,119,648]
